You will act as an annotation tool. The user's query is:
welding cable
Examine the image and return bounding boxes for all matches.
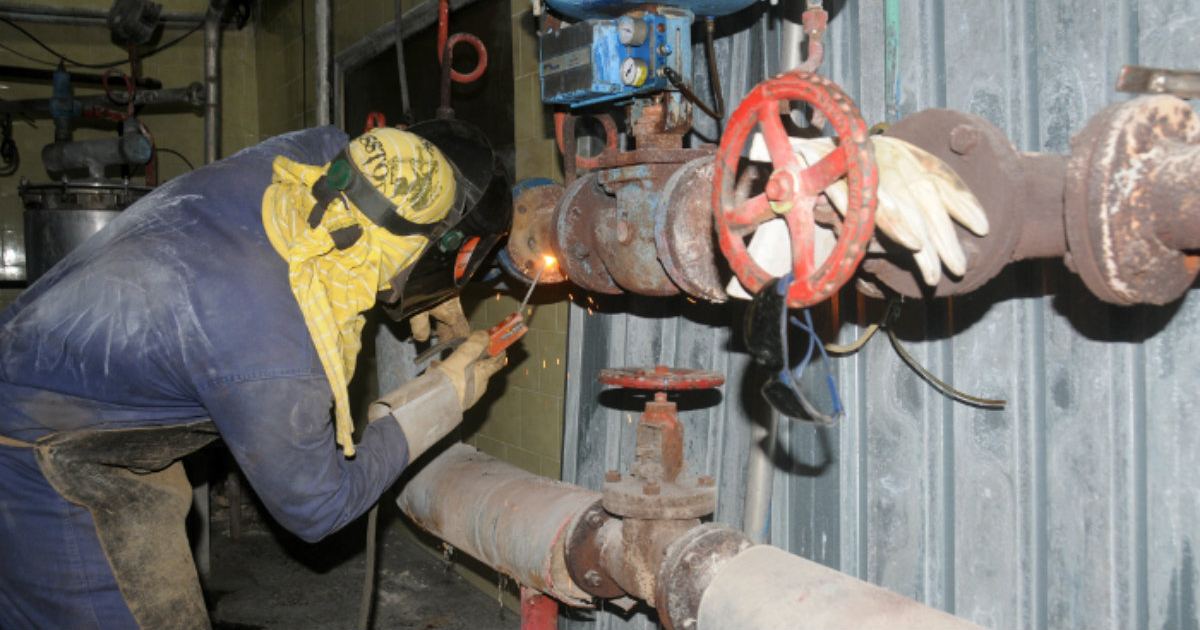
[0,18,201,69]
[358,504,380,630]
[882,301,1008,408]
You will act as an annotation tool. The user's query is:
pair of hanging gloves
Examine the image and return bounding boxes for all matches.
[727,133,990,298]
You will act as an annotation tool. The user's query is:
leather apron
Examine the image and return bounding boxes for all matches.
[0,421,220,630]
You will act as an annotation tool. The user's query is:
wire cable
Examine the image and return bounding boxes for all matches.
[0,18,201,69]
[0,41,58,66]
[884,315,1007,408]
[154,147,194,171]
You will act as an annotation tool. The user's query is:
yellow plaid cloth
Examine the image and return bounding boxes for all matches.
[261,146,451,456]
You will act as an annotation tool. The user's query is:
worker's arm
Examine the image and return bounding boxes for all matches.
[197,331,502,542]
[199,373,414,542]
[369,330,504,460]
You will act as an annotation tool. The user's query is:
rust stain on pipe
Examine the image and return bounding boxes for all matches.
[397,443,600,605]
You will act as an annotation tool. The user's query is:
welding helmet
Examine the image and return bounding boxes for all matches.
[322,119,510,320]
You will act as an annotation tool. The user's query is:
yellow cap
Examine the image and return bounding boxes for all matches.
[344,127,456,227]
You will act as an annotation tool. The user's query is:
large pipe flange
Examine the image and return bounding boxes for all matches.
[553,173,624,294]
[1065,95,1200,305]
[507,178,568,283]
[655,156,728,302]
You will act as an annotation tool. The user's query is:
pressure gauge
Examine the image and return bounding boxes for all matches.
[617,16,649,46]
[620,57,649,87]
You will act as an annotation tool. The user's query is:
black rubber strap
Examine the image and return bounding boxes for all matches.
[327,148,444,238]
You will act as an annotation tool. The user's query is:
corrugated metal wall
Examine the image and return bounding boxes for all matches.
[561,1,1200,628]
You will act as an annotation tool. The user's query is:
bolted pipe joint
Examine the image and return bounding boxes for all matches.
[654,523,752,630]
[596,517,698,607]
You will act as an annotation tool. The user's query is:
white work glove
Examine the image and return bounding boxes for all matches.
[370,330,506,461]
[409,296,470,343]
[729,134,989,299]
[432,330,506,410]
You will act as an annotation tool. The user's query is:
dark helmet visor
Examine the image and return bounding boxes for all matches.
[378,119,512,320]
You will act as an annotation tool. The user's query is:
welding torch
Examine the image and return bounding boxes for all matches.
[414,256,555,364]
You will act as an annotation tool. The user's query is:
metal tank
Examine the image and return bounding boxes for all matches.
[19,178,151,282]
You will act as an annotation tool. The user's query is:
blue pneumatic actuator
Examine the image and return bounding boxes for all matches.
[539,8,694,108]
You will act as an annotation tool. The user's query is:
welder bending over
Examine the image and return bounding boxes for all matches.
[0,122,509,629]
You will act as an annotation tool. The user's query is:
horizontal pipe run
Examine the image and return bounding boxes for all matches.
[0,2,206,29]
[397,443,598,606]
[0,65,162,89]
[697,546,982,629]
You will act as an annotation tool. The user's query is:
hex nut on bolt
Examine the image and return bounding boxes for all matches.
[584,569,603,588]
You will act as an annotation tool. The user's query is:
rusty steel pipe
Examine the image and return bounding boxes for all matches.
[696,545,983,629]
[397,443,598,606]
[868,97,1200,305]
[397,445,989,629]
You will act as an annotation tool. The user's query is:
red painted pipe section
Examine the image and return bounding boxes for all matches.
[520,586,559,630]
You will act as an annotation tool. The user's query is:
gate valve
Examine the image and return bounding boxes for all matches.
[596,366,724,520]
[712,70,879,308]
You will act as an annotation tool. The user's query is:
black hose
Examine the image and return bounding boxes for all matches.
[357,504,379,630]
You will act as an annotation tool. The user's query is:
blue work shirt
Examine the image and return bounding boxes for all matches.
[0,126,410,542]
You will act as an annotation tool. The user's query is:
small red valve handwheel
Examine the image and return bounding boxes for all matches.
[598,366,726,391]
[712,71,878,308]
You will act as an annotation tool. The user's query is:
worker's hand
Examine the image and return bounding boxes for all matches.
[409,297,470,343]
[732,134,989,297]
[433,330,506,410]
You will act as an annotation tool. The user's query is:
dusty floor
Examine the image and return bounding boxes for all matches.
[201,490,520,630]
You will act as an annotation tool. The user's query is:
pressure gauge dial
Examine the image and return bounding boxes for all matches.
[617,16,649,47]
[620,57,650,87]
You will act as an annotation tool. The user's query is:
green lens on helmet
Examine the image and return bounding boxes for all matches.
[438,229,464,253]
[326,159,353,191]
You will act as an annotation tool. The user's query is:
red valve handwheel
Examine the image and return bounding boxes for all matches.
[598,366,726,391]
[712,71,878,308]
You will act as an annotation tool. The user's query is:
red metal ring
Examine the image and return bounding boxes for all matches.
[711,71,878,308]
[444,33,488,84]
